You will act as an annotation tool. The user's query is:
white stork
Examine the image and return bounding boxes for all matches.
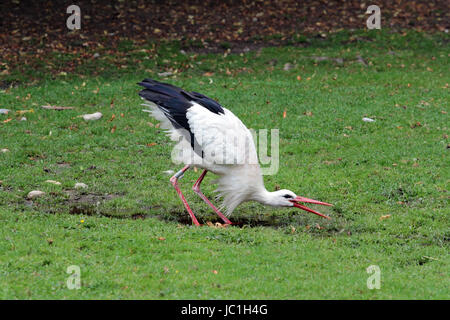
[138,79,332,226]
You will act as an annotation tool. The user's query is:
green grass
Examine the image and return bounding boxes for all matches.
[0,30,449,299]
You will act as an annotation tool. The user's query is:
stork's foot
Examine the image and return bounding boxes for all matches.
[170,165,200,226]
[192,170,233,225]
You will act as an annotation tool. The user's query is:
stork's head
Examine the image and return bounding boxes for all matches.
[269,189,332,219]
[270,189,298,206]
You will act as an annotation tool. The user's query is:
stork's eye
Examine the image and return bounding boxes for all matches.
[283,194,293,199]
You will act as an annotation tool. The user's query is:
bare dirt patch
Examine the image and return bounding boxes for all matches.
[65,190,120,216]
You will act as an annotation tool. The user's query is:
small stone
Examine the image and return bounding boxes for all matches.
[82,112,102,121]
[27,190,45,199]
[362,117,375,122]
[1,148,9,153]
[283,63,294,71]
[157,71,173,77]
[45,180,61,185]
[356,55,368,66]
[74,183,88,189]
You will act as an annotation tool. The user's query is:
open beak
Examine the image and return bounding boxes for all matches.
[290,196,332,219]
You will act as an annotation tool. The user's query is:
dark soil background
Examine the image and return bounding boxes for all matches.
[1,0,448,54]
[1,0,448,79]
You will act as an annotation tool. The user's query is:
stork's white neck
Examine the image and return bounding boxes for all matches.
[252,188,279,206]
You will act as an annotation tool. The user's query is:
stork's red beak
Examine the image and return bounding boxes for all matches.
[290,196,332,219]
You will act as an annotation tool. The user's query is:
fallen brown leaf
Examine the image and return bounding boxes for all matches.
[214,222,229,228]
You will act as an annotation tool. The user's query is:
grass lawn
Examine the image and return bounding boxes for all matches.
[0,30,448,299]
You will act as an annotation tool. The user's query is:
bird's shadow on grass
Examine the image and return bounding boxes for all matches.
[65,201,340,230]
[32,190,344,232]
[129,207,343,232]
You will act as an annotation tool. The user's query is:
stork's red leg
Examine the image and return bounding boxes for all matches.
[192,170,232,225]
[170,165,200,226]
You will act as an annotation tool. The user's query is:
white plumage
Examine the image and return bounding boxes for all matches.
[139,79,331,225]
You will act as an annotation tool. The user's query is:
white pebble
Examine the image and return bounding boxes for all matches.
[362,117,375,122]
[45,180,61,185]
[1,148,9,153]
[82,112,102,121]
[157,71,173,77]
[27,190,45,199]
[74,183,88,189]
[283,63,294,71]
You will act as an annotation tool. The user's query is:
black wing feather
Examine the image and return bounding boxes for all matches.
[138,79,225,157]
[189,91,224,114]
